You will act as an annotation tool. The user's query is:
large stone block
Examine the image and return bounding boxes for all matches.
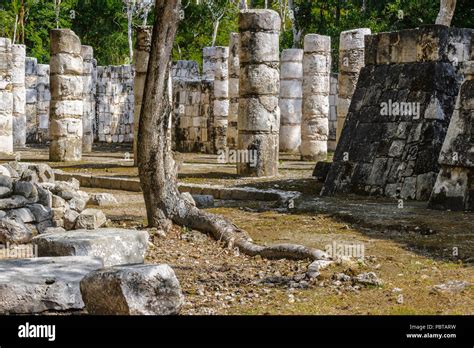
[32,228,149,266]
[80,264,184,315]
[0,256,103,314]
[50,29,82,55]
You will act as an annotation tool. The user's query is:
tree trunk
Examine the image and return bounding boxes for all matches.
[435,0,457,26]
[211,20,220,47]
[138,0,328,269]
[127,6,134,62]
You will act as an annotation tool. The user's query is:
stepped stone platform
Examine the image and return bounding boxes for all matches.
[322,26,473,201]
[32,228,149,266]
[0,256,103,314]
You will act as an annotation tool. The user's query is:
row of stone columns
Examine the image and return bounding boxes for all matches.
[25,57,38,143]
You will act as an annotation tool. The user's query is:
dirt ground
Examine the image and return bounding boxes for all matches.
[4,146,473,315]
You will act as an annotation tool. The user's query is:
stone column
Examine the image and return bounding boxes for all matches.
[81,45,96,152]
[212,47,229,152]
[0,38,13,153]
[133,26,152,165]
[237,9,280,177]
[25,57,38,143]
[336,28,371,144]
[279,48,303,153]
[36,64,50,143]
[227,32,240,149]
[202,47,217,80]
[301,34,331,161]
[12,44,26,147]
[49,29,83,162]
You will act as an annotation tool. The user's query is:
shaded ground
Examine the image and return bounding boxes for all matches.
[4,146,473,314]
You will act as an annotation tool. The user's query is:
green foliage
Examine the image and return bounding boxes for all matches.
[0,0,472,68]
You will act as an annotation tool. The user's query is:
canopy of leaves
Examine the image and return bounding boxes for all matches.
[0,0,472,68]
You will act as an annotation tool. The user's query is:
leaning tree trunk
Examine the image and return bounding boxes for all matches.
[435,0,456,26]
[138,0,328,267]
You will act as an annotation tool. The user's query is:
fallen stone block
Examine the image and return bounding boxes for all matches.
[0,217,33,244]
[26,203,52,222]
[13,181,38,200]
[63,209,79,230]
[0,195,29,210]
[68,197,87,212]
[75,208,106,229]
[88,193,118,206]
[80,264,183,315]
[32,228,149,266]
[192,194,215,208]
[7,207,36,223]
[0,256,103,314]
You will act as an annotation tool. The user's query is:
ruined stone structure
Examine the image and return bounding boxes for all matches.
[36,64,50,143]
[133,26,152,163]
[95,65,134,144]
[81,45,96,152]
[24,59,50,144]
[0,38,13,153]
[429,54,474,210]
[172,60,213,153]
[279,49,303,153]
[49,29,83,162]
[203,47,230,152]
[237,9,280,177]
[301,34,331,161]
[227,33,240,149]
[328,73,338,151]
[336,28,371,145]
[322,25,473,201]
[25,57,38,143]
[12,44,26,147]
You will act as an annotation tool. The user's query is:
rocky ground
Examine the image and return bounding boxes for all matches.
[2,146,473,315]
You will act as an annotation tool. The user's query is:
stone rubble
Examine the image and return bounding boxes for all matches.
[0,161,112,243]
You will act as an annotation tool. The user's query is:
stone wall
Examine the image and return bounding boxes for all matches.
[95,65,134,143]
[172,60,213,153]
[322,25,473,201]
[0,38,13,154]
